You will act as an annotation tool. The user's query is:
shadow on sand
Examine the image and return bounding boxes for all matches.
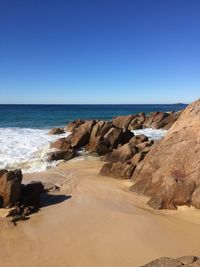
[41,193,72,208]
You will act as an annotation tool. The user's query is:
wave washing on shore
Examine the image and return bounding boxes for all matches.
[0,128,69,173]
[0,127,167,173]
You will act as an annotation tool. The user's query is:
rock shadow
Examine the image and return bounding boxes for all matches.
[40,193,72,208]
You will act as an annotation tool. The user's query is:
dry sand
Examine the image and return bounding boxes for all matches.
[0,157,200,267]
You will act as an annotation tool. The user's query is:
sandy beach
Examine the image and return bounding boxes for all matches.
[0,158,200,267]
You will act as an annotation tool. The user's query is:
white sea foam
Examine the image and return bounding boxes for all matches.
[132,128,167,140]
[0,128,69,173]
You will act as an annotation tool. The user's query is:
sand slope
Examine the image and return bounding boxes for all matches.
[0,158,200,267]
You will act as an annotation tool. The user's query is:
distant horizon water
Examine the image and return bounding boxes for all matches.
[0,103,187,129]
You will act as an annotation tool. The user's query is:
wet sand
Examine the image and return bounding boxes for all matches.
[0,158,200,267]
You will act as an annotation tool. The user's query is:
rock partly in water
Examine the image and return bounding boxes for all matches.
[48,127,65,135]
[48,149,75,161]
[130,99,200,209]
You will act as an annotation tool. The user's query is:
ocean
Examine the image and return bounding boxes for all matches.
[0,104,187,173]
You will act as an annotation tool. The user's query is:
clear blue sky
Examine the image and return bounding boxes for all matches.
[0,0,199,104]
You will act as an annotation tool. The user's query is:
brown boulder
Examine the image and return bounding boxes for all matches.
[51,136,71,150]
[129,152,146,165]
[104,143,136,163]
[144,112,168,128]
[162,111,182,129]
[48,149,75,161]
[48,127,65,135]
[99,162,135,179]
[65,119,85,132]
[0,169,22,207]
[128,113,146,130]
[112,115,133,130]
[129,134,148,147]
[130,99,200,209]
[71,120,95,148]
[87,121,112,155]
[104,127,123,148]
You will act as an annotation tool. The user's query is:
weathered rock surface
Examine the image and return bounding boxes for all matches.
[141,256,200,266]
[130,99,200,209]
[99,162,135,179]
[0,169,22,207]
[71,120,95,148]
[104,143,136,163]
[65,119,85,132]
[51,136,71,151]
[48,127,64,135]
[48,149,75,161]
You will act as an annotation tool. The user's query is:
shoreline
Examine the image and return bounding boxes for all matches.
[1,158,200,267]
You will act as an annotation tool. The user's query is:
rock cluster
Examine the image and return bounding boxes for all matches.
[141,255,200,266]
[0,169,45,223]
[48,110,179,164]
[130,99,200,210]
[49,117,155,179]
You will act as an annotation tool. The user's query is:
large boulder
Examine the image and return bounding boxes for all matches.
[99,162,135,179]
[47,149,75,161]
[130,99,200,209]
[127,113,145,130]
[65,119,85,132]
[112,115,133,130]
[104,143,136,163]
[87,121,112,155]
[48,127,65,135]
[51,136,71,150]
[70,120,95,148]
[129,134,148,147]
[0,169,22,207]
[104,127,123,148]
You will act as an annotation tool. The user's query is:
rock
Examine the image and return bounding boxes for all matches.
[159,111,182,130]
[144,112,168,128]
[128,113,146,130]
[99,162,135,179]
[141,257,183,267]
[21,181,44,208]
[87,121,112,155]
[130,99,200,209]
[129,152,146,165]
[104,143,136,163]
[47,149,75,161]
[51,136,71,150]
[136,141,154,153]
[104,127,123,148]
[147,196,163,210]
[48,127,65,135]
[177,256,198,265]
[129,134,148,147]
[71,120,95,148]
[42,182,60,192]
[112,115,133,130]
[65,119,85,132]
[0,169,22,208]
[142,256,200,267]
[120,129,135,145]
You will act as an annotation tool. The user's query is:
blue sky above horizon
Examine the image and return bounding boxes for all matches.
[0,0,200,104]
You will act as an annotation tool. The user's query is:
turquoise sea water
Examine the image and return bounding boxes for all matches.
[0,104,187,129]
